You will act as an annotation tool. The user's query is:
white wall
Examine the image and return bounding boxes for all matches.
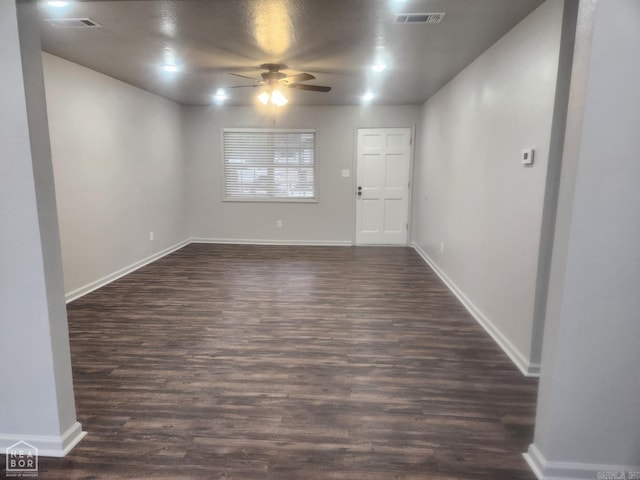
[528,0,640,476]
[411,0,563,374]
[184,105,420,244]
[42,53,188,299]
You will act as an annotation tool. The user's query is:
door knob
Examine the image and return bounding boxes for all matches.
[357,186,362,196]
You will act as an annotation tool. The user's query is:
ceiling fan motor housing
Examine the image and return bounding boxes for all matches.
[228,64,331,93]
[260,64,287,82]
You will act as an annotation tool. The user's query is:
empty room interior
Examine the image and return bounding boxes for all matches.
[2,0,639,479]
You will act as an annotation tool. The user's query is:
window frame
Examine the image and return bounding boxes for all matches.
[221,127,318,203]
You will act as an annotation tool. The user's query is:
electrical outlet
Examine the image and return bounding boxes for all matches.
[276,220,283,229]
[149,231,154,241]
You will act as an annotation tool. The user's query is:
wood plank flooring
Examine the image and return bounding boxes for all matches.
[3,244,538,479]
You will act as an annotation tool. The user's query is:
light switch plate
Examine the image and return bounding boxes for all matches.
[341,169,350,178]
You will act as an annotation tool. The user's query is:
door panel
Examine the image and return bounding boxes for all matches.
[361,199,379,232]
[362,154,384,187]
[384,198,404,232]
[355,128,412,245]
[385,154,405,188]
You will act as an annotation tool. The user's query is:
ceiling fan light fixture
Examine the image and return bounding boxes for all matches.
[257,89,288,107]
[270,89,288,106]
[257,91,270,105]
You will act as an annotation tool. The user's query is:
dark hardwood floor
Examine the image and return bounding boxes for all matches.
[3,244,538,479]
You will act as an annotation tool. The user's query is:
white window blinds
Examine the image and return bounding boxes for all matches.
[223,128,316,202]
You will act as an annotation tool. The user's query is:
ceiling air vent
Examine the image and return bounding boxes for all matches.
[395,13,445,24]
[43,18,102,28]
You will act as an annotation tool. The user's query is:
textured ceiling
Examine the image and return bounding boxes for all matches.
[38,0,545,106]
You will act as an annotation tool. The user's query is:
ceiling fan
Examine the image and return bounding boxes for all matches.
[226,64,331,106]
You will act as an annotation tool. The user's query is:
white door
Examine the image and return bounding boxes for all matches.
[355,128,412,245]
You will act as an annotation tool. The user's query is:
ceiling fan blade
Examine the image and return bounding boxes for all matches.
[281,72,316,83]
[229,73,262,82]
[287,83,332,92]
[227,84,260,89]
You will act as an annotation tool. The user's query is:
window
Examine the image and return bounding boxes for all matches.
[223,128,316,202]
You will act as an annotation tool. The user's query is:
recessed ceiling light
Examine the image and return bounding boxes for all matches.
[372,63,387,72]
[161,48,181,73]
[213,89,228,102]
[362,91,375,102]
[47,1,70,7]
[161,64,180,73]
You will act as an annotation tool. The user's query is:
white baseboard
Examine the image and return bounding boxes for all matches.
[0,421,86,457]
[411,242,540,377]
[65,239,190,303]
[190,237,353,247]
[65,239,539,380]
[65,238,353,302]
[524,444,640,480]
